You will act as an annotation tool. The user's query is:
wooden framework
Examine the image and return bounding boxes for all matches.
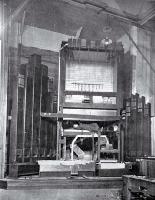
[8,54,57,177]
[54,39,125,161]
[121,93,151,161]
[7,38,135,177]
[0,1,8,178]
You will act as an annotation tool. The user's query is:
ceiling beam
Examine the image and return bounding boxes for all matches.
[62,0,139,25]
[139,7,155,25]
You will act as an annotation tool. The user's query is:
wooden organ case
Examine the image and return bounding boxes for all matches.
[8,54,57,177]
[56,39,125,162]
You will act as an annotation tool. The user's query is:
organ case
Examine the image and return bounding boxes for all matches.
[56,39,125,160]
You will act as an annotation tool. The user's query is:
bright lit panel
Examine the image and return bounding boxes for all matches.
[65,60,114,92]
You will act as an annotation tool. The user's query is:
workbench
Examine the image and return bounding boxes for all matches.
[122,175,155,199]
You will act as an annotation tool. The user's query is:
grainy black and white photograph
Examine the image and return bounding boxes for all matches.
[0,0,155,199]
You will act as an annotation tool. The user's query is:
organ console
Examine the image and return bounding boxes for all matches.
[55,38,125,161]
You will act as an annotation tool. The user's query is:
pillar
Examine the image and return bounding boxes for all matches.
[0,1,8,178]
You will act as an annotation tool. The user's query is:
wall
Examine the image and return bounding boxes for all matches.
[118,26,155,155]
[9,23,71,52]
[129,26,155,155]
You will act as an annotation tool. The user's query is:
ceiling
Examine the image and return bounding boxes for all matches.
[7,0,155,41]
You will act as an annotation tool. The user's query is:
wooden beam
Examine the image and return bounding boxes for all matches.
[61,0,139,25]
[63,102,118,110]
[140,7,155,25]
[41,112,120,121]
[0,2,8,178]
[64,91,117,97]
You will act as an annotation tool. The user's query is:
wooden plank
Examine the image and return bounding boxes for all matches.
[137,96,144,157]
[63,102,118,110]
[41,112,120,121]
[128,94,138,160]
[40,65,48,157]
[0,177,122,190]
[143,103,151,156]
[120,123,125,162]
[141,97,145,157]
[64,91,117,97]
[52,122,57,159]
[53,94,57,113]
[59,48,66,110]
[125,98,131,161]
[9,44,22,177]
[62,114,120,121]
[41,112,63,118]
[0,1,8,178]
[41,65,48,113]
[117,124,121,162]
[16,64,27,163]
[67,45,123,52]
[22,65,28,162]
[40,119,47,158]
[46,79,57,158]
[31,55,42,158]
[24,62,34,161]
[135,94,139,158]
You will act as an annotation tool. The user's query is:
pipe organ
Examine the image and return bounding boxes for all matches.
[8,54,57,177]
[7,39,152,178]
[56,39,125,162]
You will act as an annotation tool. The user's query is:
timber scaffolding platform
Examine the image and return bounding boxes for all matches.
[0,176,122,190]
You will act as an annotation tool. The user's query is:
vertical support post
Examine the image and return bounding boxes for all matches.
[126,98,131,161]
[22,66,27,163]
[25,60,33,162]
[56,50,61,160]
[92,133,94,160]
[56,121,61,160]
[118,124,121,162]
[0,2,8,178]
[141,96,145,157]
[38,64,43,158]
[29,55,42,159]
[30,56,35,160]
[124,111,128,161]
[120,123,124,162]
[9,43,21,177]
[97,131,101,163]
[135,93,139,158]
[63,137,66,160]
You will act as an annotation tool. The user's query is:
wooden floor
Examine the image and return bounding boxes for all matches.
[0,188,122,200]
[0,176,123,200]
[0,176,122,190]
